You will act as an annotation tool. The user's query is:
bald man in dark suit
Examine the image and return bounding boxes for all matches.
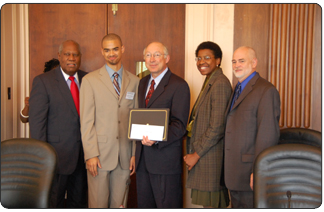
[224,46,280,208]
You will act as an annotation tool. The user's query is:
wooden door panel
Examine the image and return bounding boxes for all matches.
[107,4,185,78]
[29,4,107,87]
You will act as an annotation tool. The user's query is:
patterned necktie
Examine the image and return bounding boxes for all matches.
[113,73,120,97]
[69,76,79,115]
[231,83,241,109]
[145,80,155,107]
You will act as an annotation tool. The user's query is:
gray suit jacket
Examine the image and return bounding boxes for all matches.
[80,65,139,171]
[186,68,232,192]
[29,66,87,175]
[224,72,280,191]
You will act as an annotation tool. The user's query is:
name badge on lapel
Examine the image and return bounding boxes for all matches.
[126,92,135,100]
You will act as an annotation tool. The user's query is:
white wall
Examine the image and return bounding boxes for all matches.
[1,4,29,141]
[184,4,234,208]
[185,4,234,109]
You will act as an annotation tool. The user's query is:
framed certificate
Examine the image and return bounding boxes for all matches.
[128,108,169,141]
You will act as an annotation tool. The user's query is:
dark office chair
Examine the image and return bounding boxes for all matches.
[253,144,321,208]
[279,128,321,148]
[1,138,57,208]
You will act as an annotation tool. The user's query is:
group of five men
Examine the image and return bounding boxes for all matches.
[29,33,280,208]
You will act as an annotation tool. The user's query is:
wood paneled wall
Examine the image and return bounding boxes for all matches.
[107,4,185,78]
[268,4,321,131]
[234,4,321,132]
[29,4,107,88]
[233,4,270,86]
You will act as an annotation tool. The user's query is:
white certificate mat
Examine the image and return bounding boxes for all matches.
[130,124,164,141]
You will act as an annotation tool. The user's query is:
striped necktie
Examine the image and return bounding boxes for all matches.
[113,72,120,97]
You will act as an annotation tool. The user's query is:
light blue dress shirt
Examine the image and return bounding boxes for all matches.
[105,64,123,86]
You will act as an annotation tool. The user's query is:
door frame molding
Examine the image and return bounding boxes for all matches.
[1,4,29,140]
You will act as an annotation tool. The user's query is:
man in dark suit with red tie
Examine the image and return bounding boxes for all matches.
[29,40,87,208]
[135,42,190,208]
[224,46,280,208]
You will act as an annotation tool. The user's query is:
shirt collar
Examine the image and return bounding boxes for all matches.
[239,71,257,91]
[105,64,123,79]
[149,67,168,87]
[60,67,79,83]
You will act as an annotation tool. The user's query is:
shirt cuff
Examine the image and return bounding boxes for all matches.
[20,109,29,118]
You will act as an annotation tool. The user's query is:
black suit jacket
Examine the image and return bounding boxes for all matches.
[135,69,190,175]
[29,66,87,175]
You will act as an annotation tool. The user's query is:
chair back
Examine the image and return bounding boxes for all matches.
[253,144,321,208]
[1,138,57,208]
[279,128,321,148]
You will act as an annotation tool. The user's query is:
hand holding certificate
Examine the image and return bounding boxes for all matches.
[128,109,169,142]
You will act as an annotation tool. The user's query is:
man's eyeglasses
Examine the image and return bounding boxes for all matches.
[144,53,165,59]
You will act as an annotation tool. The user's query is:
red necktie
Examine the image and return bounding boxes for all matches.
[145,80,155,107]
[69,76,79,115]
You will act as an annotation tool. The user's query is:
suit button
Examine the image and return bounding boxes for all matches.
[118,121,121,124]
[116,137,119,139]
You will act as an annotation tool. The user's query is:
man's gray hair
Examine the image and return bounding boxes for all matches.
[58,40,81,54]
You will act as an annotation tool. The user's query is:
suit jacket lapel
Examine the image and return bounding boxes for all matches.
[146,69,171,108]
[55,67,79,117]
[225,90,234,116]
[230,72,260,111]
[139,76,150,108]
[99,66,119,100]
[195,68,222,116]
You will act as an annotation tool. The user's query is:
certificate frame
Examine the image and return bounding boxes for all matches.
[128,108,169,141]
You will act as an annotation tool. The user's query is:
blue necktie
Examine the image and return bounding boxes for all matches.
[231,83,241,110]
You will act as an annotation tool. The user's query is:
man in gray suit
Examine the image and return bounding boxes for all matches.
[80,33,139,208]
[224,46,280,208]
[29,40,87,208]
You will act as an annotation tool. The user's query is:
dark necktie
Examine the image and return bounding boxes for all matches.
[113,73,120,97]
[231,83,241,110]
[69,76,79,115]
[145,80,155,107]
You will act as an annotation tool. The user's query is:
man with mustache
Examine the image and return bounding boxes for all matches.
[224,46,280,208]
[80,33,139,208]
[29,40,88,208]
